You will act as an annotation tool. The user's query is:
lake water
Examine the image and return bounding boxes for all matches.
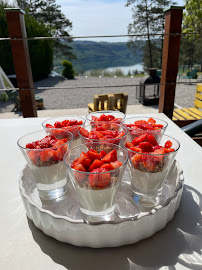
[105,63,144,75]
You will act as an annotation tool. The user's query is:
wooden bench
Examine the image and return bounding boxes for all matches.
[88,92,128,113]
[173,84,202,123]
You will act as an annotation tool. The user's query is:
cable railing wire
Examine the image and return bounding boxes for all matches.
[0,32,200,41]
[0,81,199,92]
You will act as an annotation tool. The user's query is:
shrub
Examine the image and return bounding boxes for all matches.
[62,60,74,79]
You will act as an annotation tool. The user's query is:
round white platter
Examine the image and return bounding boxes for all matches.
[19,160,184,248]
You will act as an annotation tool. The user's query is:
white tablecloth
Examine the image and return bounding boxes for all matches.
[1,113,202,270]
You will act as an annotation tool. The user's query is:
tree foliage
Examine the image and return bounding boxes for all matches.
[126,0,176,71]
[179,0,202,70]
[0,0,53,80]
[17,0,75,59]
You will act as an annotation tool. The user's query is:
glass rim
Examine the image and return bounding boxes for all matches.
[124,134,180,156]
[63,142,129,174]
[41,115,86,128]
[79,121,128,142]
[17,129,73,151]
[86,110,126,121]
[121,116,168,130]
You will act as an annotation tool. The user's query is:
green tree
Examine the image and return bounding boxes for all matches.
[17,0,75,59]
[126,0,176,71]
[0,0,53,80]
[181,0,202,70]
[62,60,74,79]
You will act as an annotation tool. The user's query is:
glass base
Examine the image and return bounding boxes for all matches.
[38,184,67,200]
[80,205,115,216]
[131,187,162,207]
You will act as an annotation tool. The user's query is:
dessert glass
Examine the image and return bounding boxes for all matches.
[79,121,128,152]
[126,134,180,207]
[86,110,126,125]
[17,130,73,200]
[122,116,168,142]
[64,142,128,216]
[42,115,86,147]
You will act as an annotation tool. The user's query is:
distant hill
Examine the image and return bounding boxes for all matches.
[54,40,143,73]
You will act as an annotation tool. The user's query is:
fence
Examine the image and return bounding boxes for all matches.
[0,6,200,126]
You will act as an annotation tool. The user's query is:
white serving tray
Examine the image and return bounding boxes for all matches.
[19,160,184,248]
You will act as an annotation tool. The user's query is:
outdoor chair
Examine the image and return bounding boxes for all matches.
[181,119,202,146]
[88,92,128,113]
[0,66,44,111]
[173,83,202,121]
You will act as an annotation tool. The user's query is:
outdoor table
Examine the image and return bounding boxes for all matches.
[1,113,202,270]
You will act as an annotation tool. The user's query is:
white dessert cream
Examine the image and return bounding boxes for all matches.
[74,183,119,214]
[30,161,67,190]
[129,168,168,193]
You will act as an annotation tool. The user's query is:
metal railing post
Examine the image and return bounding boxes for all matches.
[158,6,184,119]
[5,8,37,117]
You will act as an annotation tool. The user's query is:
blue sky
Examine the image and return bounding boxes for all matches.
[9,0,185,42]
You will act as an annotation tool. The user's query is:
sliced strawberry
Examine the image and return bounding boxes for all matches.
[146,134,158,146]
[99,114,109,121]
[130,147,142,152]
[142,155,155,172]
[100,150,107,159]
[89,159,104,171]
[139,142,153,152]
[40,150,54,162]
[89,168,111,187]
[164,148,175,153]
[134,120,147,125]
[54,121,63,128]
[62,120,70,126]
[147,118,156,124]
[55,146,64,161]
[71,158,79,168]
[69,119,78,126]
[78,152,89,164]
[125,141,135,149]
[28,150,38,163]
[110,160,123,169]
[79,128,89,138]
[74,164,86,183]
[139,123,154,130]
[115,131,125,138]
[164,140,173,148]
[82,158,91,169]
[102,149,117,163]
[132,133,149,145]
[45,123,54,128]
[93,131,103,139]
[87,149,101,161]
[101,163,114,171]
[131,153,142,168]
[153,124,164,129]
[91,116,99,121]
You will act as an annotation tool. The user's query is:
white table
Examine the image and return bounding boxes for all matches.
[1,113,202,270]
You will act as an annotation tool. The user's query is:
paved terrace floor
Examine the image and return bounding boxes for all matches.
[0,76,199,118]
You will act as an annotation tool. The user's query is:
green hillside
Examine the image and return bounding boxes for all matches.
[54,41,143,73]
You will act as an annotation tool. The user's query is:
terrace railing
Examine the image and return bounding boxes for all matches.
[1,6,200,127]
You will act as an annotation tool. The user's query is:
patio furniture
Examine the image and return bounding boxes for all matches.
[1,113,202,269]
[181,118,202,146]
[173,83,202,121]
[88,92,128,113]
